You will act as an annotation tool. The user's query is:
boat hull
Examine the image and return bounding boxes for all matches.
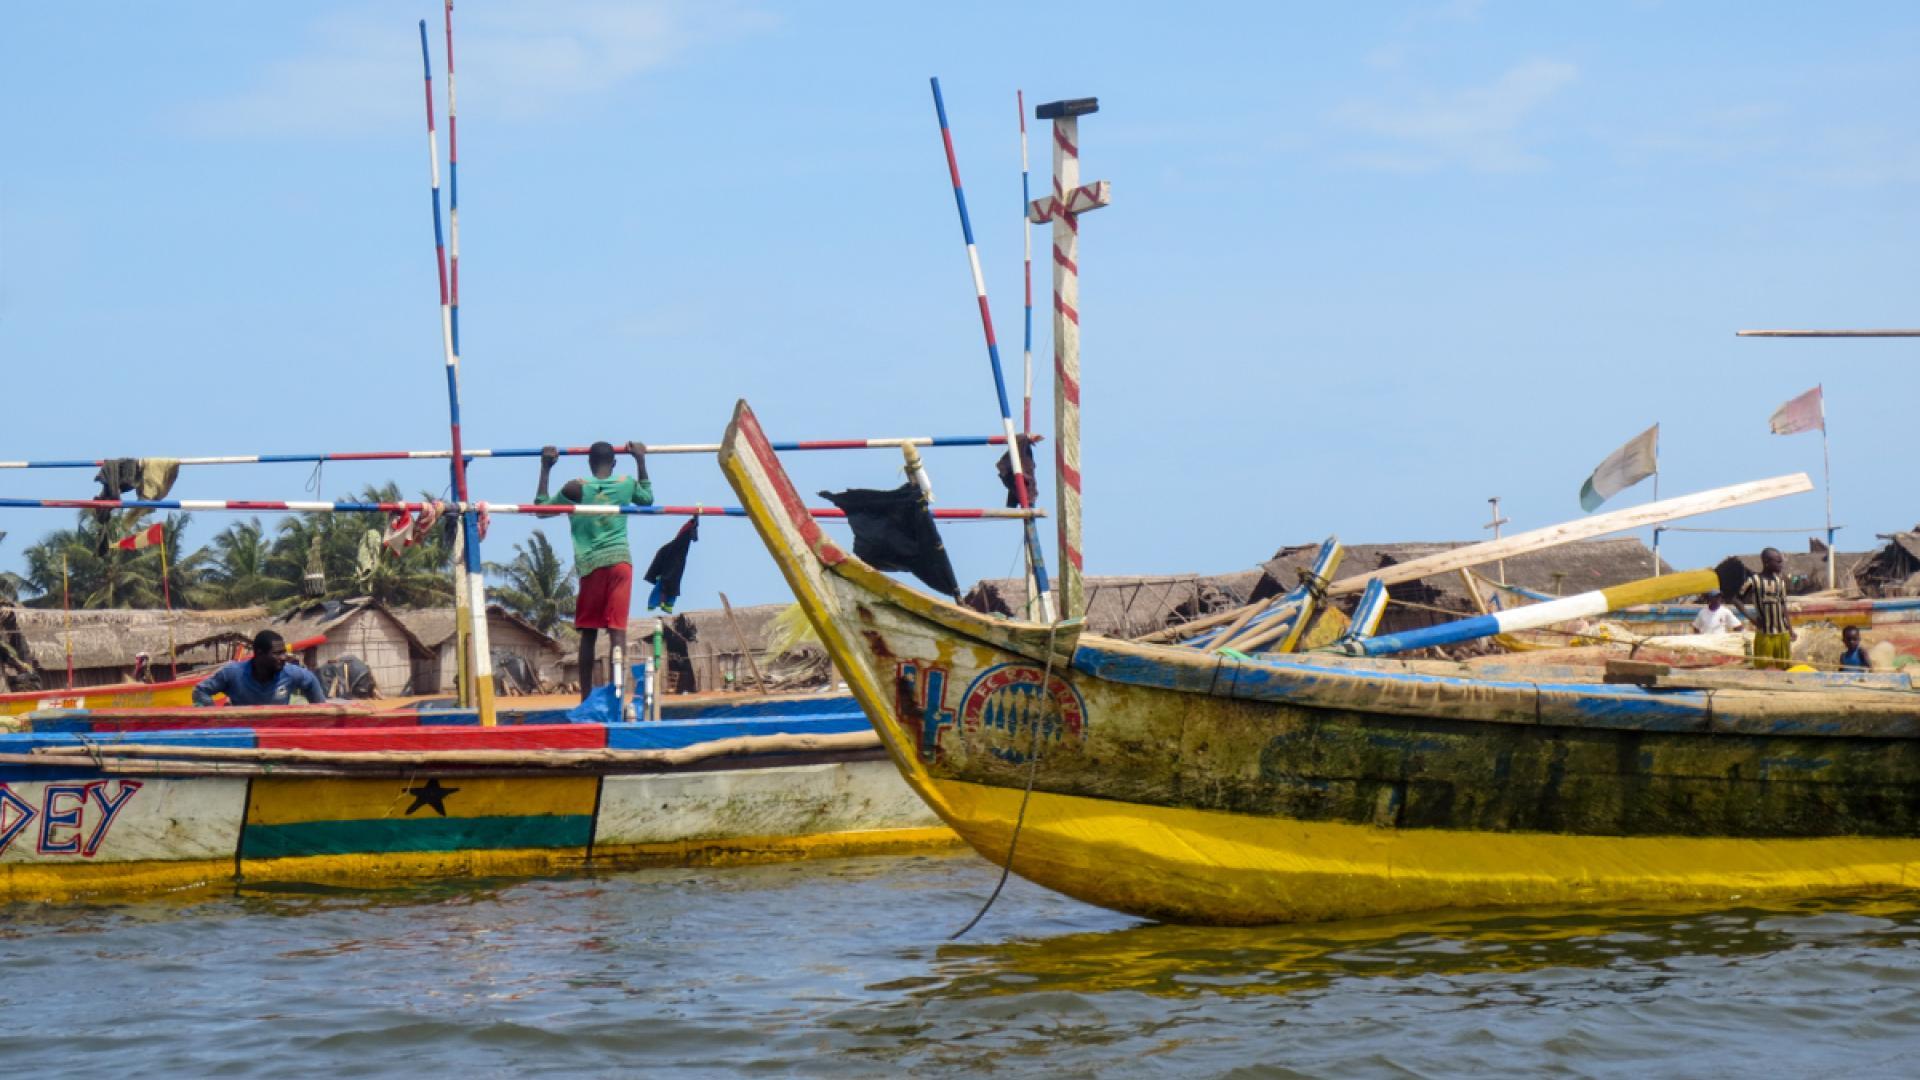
[719,399,1920,925]
[0,712,954,904]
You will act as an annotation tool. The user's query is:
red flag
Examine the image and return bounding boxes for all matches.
[116,523,165,551]
[1768,385,1824,435]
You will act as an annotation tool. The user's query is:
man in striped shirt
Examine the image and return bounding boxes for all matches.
[1735,547,1795,671]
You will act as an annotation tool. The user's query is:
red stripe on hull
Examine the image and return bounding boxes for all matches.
[258,724,605,752]
[736,405,846,567]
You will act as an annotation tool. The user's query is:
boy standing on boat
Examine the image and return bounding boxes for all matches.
[537,441,652,702]
[192,630,327,706]
[1734,547,1795,670]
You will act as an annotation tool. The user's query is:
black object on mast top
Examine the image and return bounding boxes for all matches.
[1034,97,1098,119]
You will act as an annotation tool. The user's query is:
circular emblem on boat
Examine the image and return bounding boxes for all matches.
[958,663,1087,753]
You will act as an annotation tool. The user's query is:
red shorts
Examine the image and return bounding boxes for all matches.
[575,563,633,630]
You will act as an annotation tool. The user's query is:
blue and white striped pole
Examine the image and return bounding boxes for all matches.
[930,77,1054,623]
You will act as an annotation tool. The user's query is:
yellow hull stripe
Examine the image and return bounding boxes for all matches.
[932,779,1920,925]
[0,831,962,904]
[247,776,597,825]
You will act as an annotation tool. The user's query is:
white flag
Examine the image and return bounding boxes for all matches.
[1579,424,1658,512]
[1768,385,1824,435]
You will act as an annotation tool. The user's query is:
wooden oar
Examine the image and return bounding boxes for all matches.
[1145,473,1812,643]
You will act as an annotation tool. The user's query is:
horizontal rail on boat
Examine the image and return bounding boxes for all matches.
[0,434,1041,471]
[13,729,885,776]
[0,497,1043,521]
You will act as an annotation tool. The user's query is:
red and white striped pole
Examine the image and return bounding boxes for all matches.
[1027,97,1109,620]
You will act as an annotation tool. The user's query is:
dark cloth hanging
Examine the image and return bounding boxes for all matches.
[644,516,699,613]
[817,483,960,598]
[995,436,1039,509]
[91,459,139,553]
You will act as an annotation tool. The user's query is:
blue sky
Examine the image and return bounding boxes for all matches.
[3,1,1917,612]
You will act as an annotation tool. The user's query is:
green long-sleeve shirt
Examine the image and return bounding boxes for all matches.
[537,475,654,576]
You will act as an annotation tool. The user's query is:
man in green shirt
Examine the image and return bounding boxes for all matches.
[538,440,652,702]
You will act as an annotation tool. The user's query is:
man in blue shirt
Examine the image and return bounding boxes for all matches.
[192,630,328,706]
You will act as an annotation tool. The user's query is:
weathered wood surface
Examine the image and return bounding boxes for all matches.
[1329,474,1813,596]
[1144,474,1814,643]
[21,730,883,771]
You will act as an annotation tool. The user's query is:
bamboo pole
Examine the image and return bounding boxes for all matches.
[60,553,73,690]
[718,592,767,694]
[159,528,177,678]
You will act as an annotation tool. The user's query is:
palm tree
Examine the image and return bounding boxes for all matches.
[487,529,575,636]
[18,511,203,609]
[201,518,286,608]
[266,482,456,611]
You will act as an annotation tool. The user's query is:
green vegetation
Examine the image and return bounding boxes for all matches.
[0,483,574,617]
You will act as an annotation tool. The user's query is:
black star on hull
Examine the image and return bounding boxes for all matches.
[404,778,460,817]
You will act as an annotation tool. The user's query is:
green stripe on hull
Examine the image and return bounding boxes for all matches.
[241,814,594,859]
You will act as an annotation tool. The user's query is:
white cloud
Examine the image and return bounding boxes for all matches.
[182,1,774,138]
[1333,59,1577,173]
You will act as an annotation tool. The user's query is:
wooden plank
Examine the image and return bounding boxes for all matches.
[1602,659,1672,685]
[1328,473,1812,597]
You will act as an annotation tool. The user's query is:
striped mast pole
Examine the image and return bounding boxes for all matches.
[929,77,1054,624]
[420,19,496,725]
[0,496,1043,520]
[1018,90,1034,438]
[441,1,476,710]
[1027,97,1109,620]
[1015,90,1042,619]
[0,434,1034,471]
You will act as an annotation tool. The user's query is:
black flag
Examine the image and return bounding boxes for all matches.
[644,517,699,613]
[817,484,960,598]
[995,435,1038,509]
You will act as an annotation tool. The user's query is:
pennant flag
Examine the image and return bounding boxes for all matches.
[1578,424,1659,512]
[1768,385,1824,435]
[644,517,699,614]
[116,523,165,552]
[817,483,961,598]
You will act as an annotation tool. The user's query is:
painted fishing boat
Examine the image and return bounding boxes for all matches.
[0,633,331,718]
[0,695,953,903]
[0,673,203,717]
[722,400,1920,925]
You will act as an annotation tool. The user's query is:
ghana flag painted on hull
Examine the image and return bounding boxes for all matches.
[241,775,597,860]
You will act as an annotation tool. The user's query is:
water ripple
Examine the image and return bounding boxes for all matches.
[7,855,1920,1076]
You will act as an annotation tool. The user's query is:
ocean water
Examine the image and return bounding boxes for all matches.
[6,854,1920,1077]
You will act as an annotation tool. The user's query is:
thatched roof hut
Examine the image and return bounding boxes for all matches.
[1853,529,1920,598]
[963,570,1267,638]
[10,606,270,687]
[390,606,569,693]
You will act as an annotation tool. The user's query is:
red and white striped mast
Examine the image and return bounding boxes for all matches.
[1027,97,1109,620]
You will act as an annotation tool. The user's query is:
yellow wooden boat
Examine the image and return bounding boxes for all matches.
[0,673,201,717]
[721,401,1920,925]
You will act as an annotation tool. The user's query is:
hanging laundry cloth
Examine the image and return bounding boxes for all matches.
[644,517,699,613]
[136,458,180,500]
[817,483,960,598]
[381,508,415,557]
[91,458,139,552]
[410,501,446,547]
